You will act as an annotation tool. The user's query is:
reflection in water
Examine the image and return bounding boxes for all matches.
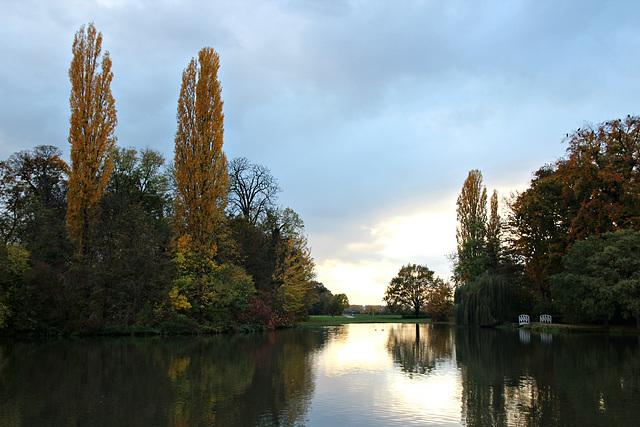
[456,328,640,426]
[0,329,330,426]
[308,323,462,426]
[386,323,454,376]
[1,326,639,426]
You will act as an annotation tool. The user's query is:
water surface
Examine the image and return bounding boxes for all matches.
[1,324,639,426]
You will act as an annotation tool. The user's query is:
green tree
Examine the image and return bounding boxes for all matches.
[170,238,255,326]
[66,22,117,257]
[226,216,276,292]
[0,146,71,331]
[272,232,315,324]
[454,272,515,326]
[0,146,70,265]
[90,147,172,326]
[455,170,488,285]
[552,229,640,328]
[328,293,349,317]
[269,208,315,324]
[384,264,443,318]
[308,282,332,315]
[0,243,31,331]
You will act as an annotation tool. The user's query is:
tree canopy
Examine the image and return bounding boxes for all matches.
[0,26,328,335]
[552,229,640,328]
[384,264,445,318]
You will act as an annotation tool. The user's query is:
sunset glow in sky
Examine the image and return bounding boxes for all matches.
[2,0,640,304]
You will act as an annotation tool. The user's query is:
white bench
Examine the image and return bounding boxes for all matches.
[519,314,530,326]
[540,314,552,324]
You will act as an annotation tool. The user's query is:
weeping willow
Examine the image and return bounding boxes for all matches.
[455,273,515,326]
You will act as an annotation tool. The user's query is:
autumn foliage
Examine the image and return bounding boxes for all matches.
[173,47,228,252]
[66,23,117,256]
[0,25,324,335]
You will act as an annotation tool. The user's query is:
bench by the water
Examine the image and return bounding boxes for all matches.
[518,314,552,327]
[540,314,552,324]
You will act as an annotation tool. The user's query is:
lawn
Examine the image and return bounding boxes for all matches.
[300,314,433,325]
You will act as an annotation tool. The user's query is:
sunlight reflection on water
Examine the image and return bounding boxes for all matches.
[3,324,640,426]
[307,324,463,426]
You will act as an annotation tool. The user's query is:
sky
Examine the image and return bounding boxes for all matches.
[2,0,640,305]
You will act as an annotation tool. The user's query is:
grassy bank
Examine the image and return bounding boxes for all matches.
[300,314,435,326]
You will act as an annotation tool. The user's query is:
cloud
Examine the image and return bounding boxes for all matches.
[3,0,640,304]
[313,195,459,304]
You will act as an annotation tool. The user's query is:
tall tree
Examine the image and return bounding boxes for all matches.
[66,22,117,257]
[228,157,280,226]
[455,170,488,284]
[486,190,501,271]
[506,165,569,302]
[173,47,228,252]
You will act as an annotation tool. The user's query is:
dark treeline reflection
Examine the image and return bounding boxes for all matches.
[0,329,331,426]
[456,328,640,426]
[386,323,455,376]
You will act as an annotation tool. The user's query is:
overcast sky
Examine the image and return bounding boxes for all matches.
[2,0,640,304]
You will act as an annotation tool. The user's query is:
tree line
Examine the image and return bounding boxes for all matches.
[0,22,339,335]
[384,115,640,329]
[454,115,640,328]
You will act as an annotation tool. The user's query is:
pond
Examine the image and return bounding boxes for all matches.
[1,324,639,426]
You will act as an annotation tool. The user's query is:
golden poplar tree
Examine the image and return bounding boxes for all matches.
[66,22,117,256]
[173,47,228,252]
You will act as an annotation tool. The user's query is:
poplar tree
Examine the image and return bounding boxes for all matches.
[486,190,501,270]
[455,169,488,284]
[173,47,228,252]
[66,22,117,257]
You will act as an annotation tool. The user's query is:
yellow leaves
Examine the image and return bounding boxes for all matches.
[6,244,29,277]
[273,233,315,320]
[66,22,117,256]
[169,286,192,312]
[173,47,228,251]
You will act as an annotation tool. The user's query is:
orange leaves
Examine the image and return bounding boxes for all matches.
[66,22,117,256]
[173,47,228,251]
